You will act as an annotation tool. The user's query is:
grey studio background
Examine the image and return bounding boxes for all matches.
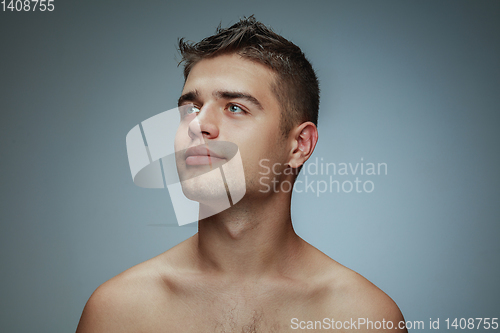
[1,0,499,332]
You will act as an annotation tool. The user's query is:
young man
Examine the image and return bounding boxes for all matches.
[77,17,407,332]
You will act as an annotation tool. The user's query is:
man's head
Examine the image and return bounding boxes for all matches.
[178,16,320,136]
[175,17,319,204]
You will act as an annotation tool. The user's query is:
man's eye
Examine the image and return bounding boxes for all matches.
[187,106,200,114]
[228,105,244,113]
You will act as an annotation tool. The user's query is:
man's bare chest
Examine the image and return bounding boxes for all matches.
[145,289,321,333]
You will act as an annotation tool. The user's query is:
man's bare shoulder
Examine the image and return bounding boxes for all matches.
[76,238,193,333]
[308,247,407,332]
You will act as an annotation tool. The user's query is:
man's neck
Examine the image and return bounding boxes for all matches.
[192,192,305,278]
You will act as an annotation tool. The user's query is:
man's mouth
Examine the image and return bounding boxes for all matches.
[184,145,226,166]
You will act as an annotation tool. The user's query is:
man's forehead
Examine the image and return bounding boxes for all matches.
[184,54,275,87]
[181,54,279,108]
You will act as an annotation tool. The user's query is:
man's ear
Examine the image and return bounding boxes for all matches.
[288,122,318,168]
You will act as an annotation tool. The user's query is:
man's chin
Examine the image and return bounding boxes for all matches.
[181,187,228,203]
[180,176,232,215]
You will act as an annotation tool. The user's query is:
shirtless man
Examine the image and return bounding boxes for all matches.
[77,17,407,332]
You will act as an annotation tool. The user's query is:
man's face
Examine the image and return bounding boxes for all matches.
[174,53,289,204]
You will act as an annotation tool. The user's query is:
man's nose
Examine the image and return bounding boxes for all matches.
[187,104,220,141]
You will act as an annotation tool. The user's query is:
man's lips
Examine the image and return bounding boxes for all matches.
[185,155,226,165]
[184,145,226,166]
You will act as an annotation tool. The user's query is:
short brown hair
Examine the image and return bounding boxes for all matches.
[178,16,320,135]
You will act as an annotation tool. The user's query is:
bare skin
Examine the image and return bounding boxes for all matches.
[77,54,407,333]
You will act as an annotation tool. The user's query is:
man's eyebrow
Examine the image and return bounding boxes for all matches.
[177,90,199,107]
[214,90,263,110]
